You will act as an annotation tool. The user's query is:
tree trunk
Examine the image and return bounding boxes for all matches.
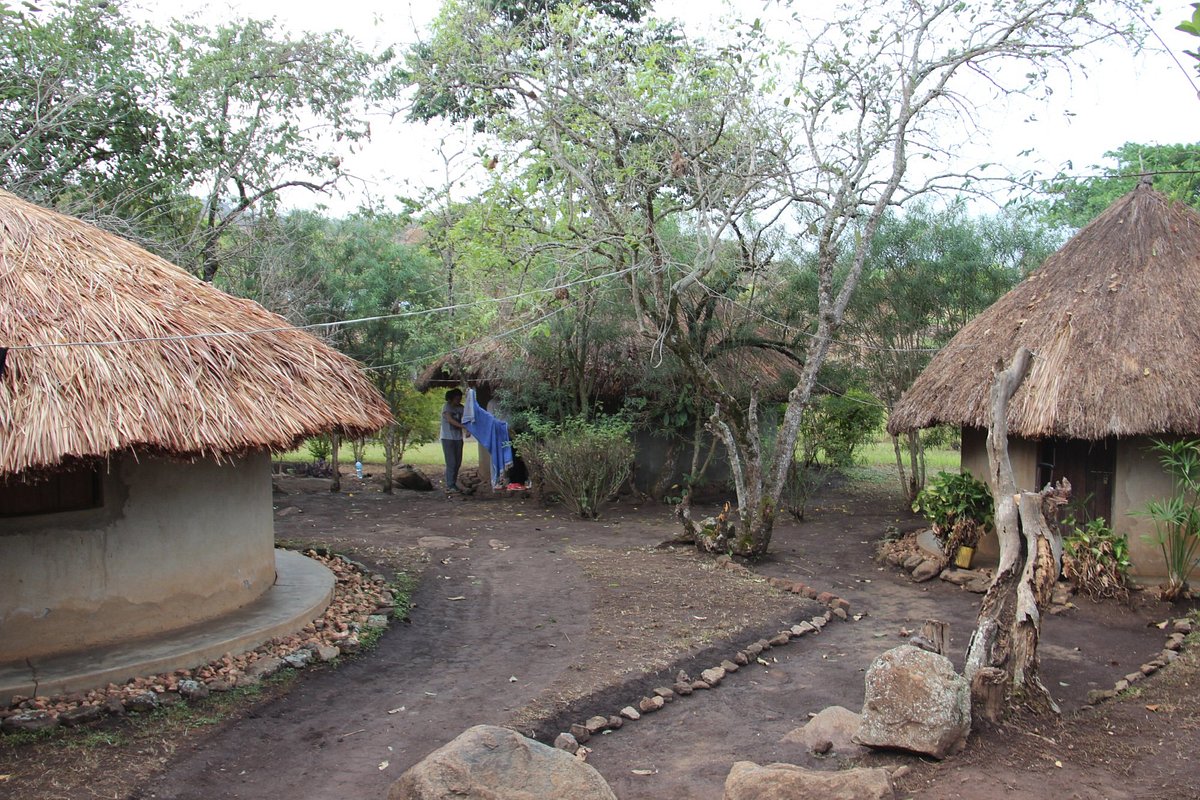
[649,436,682,503]
[891,433,912,502]
[330,432,342,492]
[382,424,396,495]
[963,347,1067,718]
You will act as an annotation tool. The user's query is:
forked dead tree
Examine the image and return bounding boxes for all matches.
[964,347,1071,720]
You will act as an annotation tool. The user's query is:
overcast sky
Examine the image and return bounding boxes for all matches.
[130,0,1200,215]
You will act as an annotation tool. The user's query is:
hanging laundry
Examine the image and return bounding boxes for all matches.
[463,388,514,487]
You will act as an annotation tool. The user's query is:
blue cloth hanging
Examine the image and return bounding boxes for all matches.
[463,388,513,486]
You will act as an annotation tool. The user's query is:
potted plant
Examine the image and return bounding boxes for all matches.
[912,471,994,569]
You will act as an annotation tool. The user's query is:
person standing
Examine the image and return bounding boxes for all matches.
[440,388,467,492]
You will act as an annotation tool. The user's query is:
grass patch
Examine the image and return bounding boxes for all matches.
[855,438,960,472]
[273,439,475,470]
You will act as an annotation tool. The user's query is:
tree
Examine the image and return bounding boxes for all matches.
[1041,142,1200,227]
[0,1,178,221]
[163,16,395,282]
[408,0,1142,555]
[815,204,1059,501]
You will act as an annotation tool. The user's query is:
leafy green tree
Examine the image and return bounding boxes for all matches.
[0,1,177,220]
[805,204,1059,500]
[164,17,396,282]
[1041,142,1200,228]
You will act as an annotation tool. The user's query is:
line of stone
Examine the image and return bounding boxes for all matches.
[551,555,855,757]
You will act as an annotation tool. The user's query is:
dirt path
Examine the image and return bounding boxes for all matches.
[104,475,1198,800]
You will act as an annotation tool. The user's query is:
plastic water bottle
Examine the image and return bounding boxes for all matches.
[355,461,363,479]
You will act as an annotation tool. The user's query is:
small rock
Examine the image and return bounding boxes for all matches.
[691,680,712,691]
[770,632,791,647]
[365,614,389,629]
[797,621,817,635]
[606,715,624,730]
[790,625,807,637]
[701,667,726,686]
[809,616,827,630]
[832,607,848,620]
[745,643,764,657]
[653,687,676,702]
[965,577,992,594]
[675,670,691,684]
[124,692,160,713]
[245,656,284,681]
[672,682,694,696]
[585,716,609,734]
[1,710,59,733]
[157,691,183,707]
[756,638,772,650]
[104,696,126,715]
[1123,672,1144,684]
[178,680,210,701]
[902,553,926,570]
[570,723,591,743]
[734,651,750,665]
[638,696,665,713]
[1087,689,1116,705]
[59,704,102,727]
[340,637,361,655]
[1164,650,1179,664]
[816,591,836,605]
[314,644,341,662]
[812,739,833,755]
[831,598,851,612]
[1140,663,1158,676]
[284,650,314,669]
[619,706,641,721]
[1173,618,1194,633]
[1114,679,1130,692]
[720,660,740,673]
[276,506,302,517]
[1165,633,1186,651]
[555,732,580,754]
[891,765,911,780]
[911,559,942,582]
[207,678,234,692]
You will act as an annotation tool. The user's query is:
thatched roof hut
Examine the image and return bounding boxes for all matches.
[889,180,1200,580]
[0,190,391,693]
[0,189,392,478]
[889,180,1200,440]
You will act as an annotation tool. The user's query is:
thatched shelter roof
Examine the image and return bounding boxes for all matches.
[889,181,1200,440]
[0,190,392,477]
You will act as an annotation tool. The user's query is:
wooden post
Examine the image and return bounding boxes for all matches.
[921,619,949,656]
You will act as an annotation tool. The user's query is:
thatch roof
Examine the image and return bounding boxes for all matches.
[889,181,1200,440]
[0,190,393,477]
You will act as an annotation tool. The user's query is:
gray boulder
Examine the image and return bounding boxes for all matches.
[388,724,616,800]
[780,705,868,757]
[723,761,894,800]
[855,645,970,759]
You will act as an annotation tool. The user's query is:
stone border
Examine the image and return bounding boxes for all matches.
[552,554,855,757]
[1085,616,1195,705]
[0,550,397,734]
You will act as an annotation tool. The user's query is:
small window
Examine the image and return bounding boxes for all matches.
[0,466,102,517]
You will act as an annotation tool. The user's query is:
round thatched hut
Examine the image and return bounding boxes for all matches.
[0,190,391,689]
[889,180,1200,578]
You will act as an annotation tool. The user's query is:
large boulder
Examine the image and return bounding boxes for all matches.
[780,705,868,757]
[723,761,894,800]
[388,725,616,800]
[854,645,970,759]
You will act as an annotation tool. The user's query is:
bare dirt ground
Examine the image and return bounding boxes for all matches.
[1,468,1197,800]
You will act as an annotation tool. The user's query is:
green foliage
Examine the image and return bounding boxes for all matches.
[1062,517,1132,601]
[913,471,994,545]
[514,414,634,518]
[1136,439,1200,601]
[305,436,332,462]
[799,390,886,469]
[1040,142,1200,228]
[390,387,443,461]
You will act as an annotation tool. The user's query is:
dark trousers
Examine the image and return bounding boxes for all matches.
[442,438,463,489]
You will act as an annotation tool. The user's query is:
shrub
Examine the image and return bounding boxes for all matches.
[1062,517,1132,601]
[913,471,994,548]
[800,389,886,468]
[1136,438,1200,601]
[514,415,635,519]
[305,435,332,462]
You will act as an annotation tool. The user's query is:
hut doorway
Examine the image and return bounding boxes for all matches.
[1035,438,1115,524]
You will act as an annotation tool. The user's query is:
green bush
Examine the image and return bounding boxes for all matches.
[800,389,886,468]
[514,415,634,519]
[1136,438,1200,601]
[1062,517,1132,601]
[305,436,332,461]
[913,471,994,546]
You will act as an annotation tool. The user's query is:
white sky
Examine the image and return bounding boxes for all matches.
[129,0,1200,215]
